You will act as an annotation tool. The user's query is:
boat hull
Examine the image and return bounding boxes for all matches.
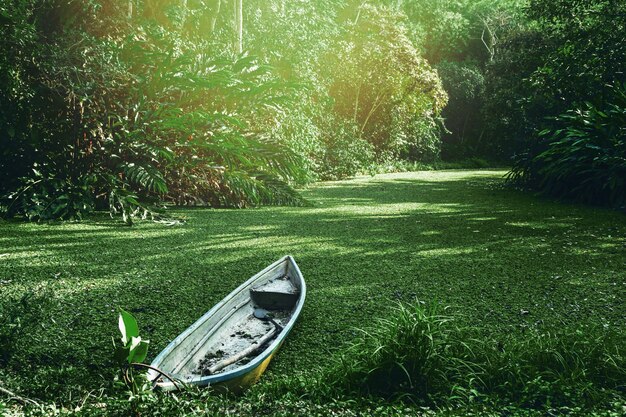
[148,256,305,391]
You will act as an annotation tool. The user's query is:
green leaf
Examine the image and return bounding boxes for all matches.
[128,338,149,364]
[119,309,139,346]
[114,345,130,365]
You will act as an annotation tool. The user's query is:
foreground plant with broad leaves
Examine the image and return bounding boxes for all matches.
[114,309,151,395]
[509,83,626,208]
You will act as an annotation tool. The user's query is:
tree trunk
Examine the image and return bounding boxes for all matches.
[360,91,386,138]
[234,0,243,53]
[180,0,188,27]
[209,0,221,32]
[353,83,361,123]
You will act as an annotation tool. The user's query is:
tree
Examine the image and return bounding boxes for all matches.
[498,0,626,205]
[234,0,243,53]
[326,4,447,161]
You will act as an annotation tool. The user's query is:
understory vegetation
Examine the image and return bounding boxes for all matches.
[1,171,624,415]
[1,0,625,415]
[2,0,624,223]
[1,0,448,222]
[317,303,624,409]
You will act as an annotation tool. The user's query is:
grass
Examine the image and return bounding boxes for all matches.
[0,169,625,415]
[314,302,624,407]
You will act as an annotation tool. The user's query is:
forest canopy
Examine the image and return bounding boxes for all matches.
[1,0,624,222]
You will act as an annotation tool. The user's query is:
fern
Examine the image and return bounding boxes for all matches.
[120,162,168,195]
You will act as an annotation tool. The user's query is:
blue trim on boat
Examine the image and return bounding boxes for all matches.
[149,255,306,389]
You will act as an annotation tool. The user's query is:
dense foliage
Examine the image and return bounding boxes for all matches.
[0,0,452,222]
[509,84,626,206]
[1,1,314,223]
[487,0,626,206]
[3,0,623,220]
[392,0,626,207]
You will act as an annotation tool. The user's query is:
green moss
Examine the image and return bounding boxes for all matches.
[1,170,624,415]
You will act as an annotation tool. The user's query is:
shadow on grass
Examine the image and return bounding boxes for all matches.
[0,170,624,402]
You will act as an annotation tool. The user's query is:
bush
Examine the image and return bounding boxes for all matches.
[508,83,626,207]
[318,120,375,181]
[2,176,94,222]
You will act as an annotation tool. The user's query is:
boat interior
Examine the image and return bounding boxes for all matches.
[157,259,302,379]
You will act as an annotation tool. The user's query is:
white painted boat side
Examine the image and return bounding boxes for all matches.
[148,255,305,390]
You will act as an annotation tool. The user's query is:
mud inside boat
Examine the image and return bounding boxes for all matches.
[149,256,306,390]
[192,274,299,376]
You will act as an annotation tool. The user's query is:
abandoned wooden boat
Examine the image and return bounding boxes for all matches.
[147,255,305,391]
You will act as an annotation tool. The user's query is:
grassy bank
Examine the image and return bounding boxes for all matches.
[1,170,624,415]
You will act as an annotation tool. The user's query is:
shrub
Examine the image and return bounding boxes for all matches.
[509,83,626,207]
[318,120,375,181]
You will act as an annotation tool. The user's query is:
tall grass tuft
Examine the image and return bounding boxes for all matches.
[320,302,457,401]
[314,301,625,410]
